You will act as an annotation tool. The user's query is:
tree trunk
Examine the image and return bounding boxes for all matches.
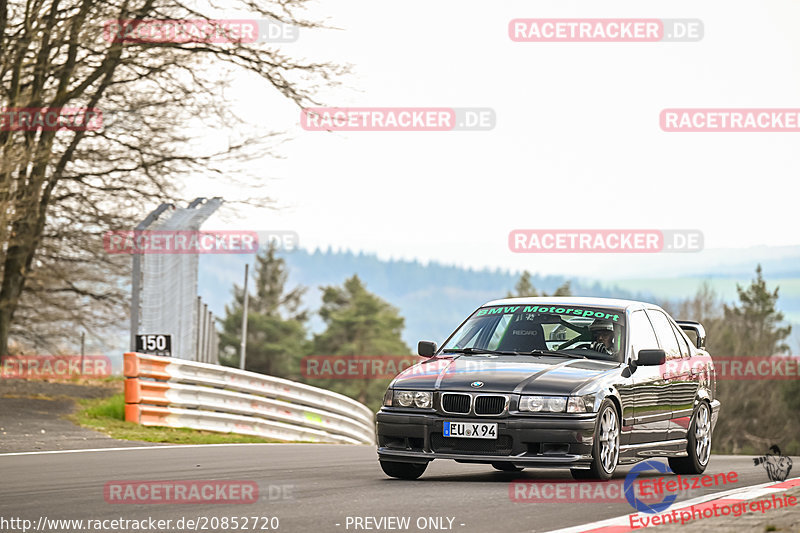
[0,217,38,355]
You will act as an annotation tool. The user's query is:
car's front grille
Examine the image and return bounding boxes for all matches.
[474,395,506,415]
[430,433,513,455]
[442,393,471,414]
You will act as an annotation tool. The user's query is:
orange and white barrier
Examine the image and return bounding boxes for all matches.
[124,352,375,444]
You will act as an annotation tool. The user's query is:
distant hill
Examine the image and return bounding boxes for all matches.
[95,246,800,373]
[200,248,800,351]
[197,249,676,348]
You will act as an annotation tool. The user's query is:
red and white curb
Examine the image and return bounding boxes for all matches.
[546,476,800,533]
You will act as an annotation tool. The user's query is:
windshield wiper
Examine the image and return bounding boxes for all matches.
[441,348,585,359]
[441,348,522,356]
[525,349,586,359]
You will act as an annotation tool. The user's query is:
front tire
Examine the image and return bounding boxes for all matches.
[572,399,620,481]
[669,402,711,475]
[379,460,428,480]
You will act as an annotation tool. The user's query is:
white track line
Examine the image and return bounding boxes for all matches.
[0,442,354,457]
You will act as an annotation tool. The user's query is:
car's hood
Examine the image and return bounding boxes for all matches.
[392,355,620,395]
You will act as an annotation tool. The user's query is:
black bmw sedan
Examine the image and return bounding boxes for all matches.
[377,297,720,480]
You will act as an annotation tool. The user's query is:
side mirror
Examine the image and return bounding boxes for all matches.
[637,349,666,366]
[418,341,437,358]
[676,321,706,349]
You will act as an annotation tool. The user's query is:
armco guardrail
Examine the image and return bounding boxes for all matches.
[124,352,375,444]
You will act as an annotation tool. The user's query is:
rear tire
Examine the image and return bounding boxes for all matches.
[492,462,524,472]
[379,460,428,480]
[668,402,711,475]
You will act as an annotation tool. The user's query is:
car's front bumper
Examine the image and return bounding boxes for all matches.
[376,410,597,467]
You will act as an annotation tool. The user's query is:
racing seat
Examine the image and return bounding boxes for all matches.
[496,318,547,352]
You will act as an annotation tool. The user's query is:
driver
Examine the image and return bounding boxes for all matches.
[589,319,615,355]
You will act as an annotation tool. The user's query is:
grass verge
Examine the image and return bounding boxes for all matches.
[71,394,281,445]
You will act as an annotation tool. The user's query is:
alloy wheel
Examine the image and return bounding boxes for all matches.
[599,406,620,473]
[694,403,711,466]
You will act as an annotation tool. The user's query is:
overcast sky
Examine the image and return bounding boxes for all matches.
[184,0,800,278]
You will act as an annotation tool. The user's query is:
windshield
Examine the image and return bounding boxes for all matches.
[441,304,627,362]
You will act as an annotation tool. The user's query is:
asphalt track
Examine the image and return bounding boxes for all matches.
[0,444,791,533]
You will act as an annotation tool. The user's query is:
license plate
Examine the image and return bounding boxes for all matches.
[443,421,497,440]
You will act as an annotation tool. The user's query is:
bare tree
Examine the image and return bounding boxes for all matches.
[0,0,343,354]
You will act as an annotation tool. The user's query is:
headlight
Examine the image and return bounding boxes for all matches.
[396,391,414,407]
[519,395,567,412]
[392,390,432,409]
[413,391,432,408]
[383,388,393,407]
[567,394,596,413]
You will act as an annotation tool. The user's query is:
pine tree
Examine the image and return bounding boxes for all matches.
[705,265,795,454]
[718,265,791,356]
[310,275,411,409]
[509,271,538,297]
[551,281,572,297]
[218,242,309,379]
[508,271,572,298]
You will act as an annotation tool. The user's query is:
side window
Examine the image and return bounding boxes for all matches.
[647,310,682,360]
[670,321,691,358]
[628,311,659,360]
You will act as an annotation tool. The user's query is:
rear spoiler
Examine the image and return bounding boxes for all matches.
[676,320,706,349]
